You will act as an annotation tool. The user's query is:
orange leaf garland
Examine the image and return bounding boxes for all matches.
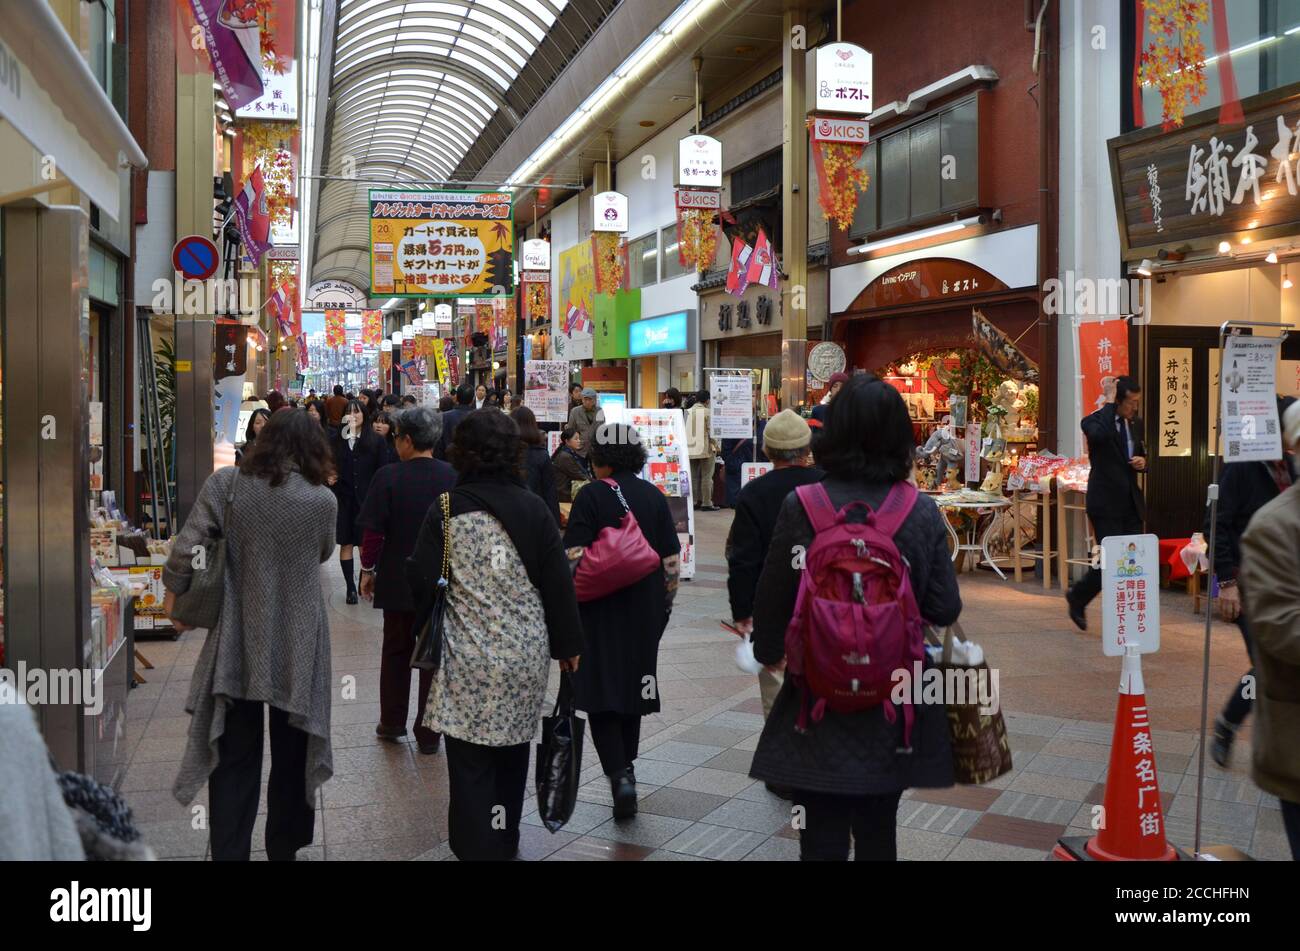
[1138,0,1209,131]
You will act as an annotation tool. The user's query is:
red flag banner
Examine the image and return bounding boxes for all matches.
[725,237,752,297]
[1078,319,1130,416]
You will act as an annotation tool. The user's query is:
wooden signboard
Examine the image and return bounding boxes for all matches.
[1109,81,1300,261]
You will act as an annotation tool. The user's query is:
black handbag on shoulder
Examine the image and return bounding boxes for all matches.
[410,492,451,671]
[535,671,586,832]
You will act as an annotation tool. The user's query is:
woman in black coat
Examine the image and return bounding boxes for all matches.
[510,406,560,524]
[563,422,681,820]
[371,410,401,469]
[748,376,961,861]
[330,399,386,604]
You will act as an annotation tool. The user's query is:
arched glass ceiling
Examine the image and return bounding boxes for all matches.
[312,0,572,289]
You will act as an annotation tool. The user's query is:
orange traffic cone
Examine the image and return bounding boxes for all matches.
[1054,649,1182,861]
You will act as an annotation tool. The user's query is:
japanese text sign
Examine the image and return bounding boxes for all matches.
[1101,534,1161,656]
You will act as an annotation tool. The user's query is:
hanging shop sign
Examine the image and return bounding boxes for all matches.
[522,238,552,270]
[325,310,346,348]
[856,259,1008,310]
[235,61,299,120]
[434,302,453,323]
[810,116,870,144]
[592,191,629,233]
[678,135,723,187]
[1077,319,1130,416]
[675,188,722,210]
[305,279,366,309]
[266,246,299,260]
[188,0,264,111]
[361,309,383,346]
[814,43,873,114]
[369,189,513,297]
[1157,347,1192,458]
[1109,84,1300,260]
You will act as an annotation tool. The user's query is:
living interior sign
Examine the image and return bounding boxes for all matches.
[369,190,513,297]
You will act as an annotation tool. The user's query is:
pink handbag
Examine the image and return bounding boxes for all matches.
[573,478,662,602]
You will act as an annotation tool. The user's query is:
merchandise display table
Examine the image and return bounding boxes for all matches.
[934,490,1013,580]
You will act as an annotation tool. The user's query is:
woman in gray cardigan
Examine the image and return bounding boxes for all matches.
[163,409,338,861]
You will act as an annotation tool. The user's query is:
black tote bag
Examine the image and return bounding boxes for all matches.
[535,671,586,832]
[410,492,451,671]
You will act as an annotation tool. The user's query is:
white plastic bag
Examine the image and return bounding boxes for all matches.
[735,634,763,675]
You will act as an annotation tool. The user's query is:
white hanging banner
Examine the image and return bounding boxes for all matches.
[965,422,981,483]
[1221,335,1283,463]
[592,191,629,233]
[677,135,723,188]
[1157,347,1192,457]
[814,43,874,114]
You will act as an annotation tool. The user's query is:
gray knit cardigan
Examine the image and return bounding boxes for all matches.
[163,466,337,806]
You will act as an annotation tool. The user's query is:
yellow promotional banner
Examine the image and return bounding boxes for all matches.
[369,190,513,297]
[379,350,392,376]
[434,340,450,386]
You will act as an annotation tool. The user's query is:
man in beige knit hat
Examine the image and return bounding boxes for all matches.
[726,410,824,730]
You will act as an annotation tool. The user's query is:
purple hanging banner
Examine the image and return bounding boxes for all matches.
[189,0,264,110]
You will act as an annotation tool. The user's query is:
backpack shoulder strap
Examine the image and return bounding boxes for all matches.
[870,482,919,537]
[795,482,839,534]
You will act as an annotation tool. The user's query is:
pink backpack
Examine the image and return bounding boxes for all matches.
[785,481,924,748]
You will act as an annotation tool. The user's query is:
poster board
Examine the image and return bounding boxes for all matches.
[604,406,696,581]
[524,360,571,424]
[1221,335,1283,463]
[710,375,754,439]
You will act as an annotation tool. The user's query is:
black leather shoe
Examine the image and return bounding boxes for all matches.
[417,735,442,755]
[1210,716,1236,768]
[375,724,407,742]
[1066,596,1087,631]
[610,767,637,820]
[346,590,359,605]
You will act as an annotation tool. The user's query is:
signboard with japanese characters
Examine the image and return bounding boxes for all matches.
[305,279,366,309]
[592,191,629,233]
[235,62,299,120]
[814,43,873,114]
[677,135,723,188]
[857,258,1008,309]
[1157,347,1192,457]
[1221,334,1284,463]
[1101,534,1160,656]
[741,462,774,488]
[1109,84,1300,259]
[369,190,513,297]
[1077,319,1130,415]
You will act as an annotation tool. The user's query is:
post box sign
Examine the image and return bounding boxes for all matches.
[810,116,870,145]
[592,191,629,233]
[522,238,551,271]
[678,135,723,187]
[815,43,873,114]
[1101,534,1161,656]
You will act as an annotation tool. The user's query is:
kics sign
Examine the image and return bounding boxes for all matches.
[810,117,870,144]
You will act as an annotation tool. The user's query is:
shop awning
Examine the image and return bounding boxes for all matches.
[0,0,147,221]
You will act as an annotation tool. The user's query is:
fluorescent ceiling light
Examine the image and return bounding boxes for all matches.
[847,216,983,256]
[1134,259,1153,276]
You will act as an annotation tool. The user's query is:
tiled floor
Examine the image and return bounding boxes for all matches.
[120,507,1286,860]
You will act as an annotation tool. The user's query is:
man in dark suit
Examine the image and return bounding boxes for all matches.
[1066,375,1146,630]
[435,384,475,461]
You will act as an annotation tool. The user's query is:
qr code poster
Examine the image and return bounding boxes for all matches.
[1220,335,1283,464]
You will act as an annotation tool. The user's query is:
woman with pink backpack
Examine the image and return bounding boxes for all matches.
[747,375,961,860]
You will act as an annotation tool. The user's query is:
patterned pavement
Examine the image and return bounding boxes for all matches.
[119,508,1288,860]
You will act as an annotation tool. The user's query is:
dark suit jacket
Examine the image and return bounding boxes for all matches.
[1081,403,1146,523]
[435,405,473,460]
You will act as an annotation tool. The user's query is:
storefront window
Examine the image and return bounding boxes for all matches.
[660,224,691,280]
[627,231,659,288]
[1126,0,1300,131]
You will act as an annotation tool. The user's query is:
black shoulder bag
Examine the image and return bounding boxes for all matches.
[410,492,452,671]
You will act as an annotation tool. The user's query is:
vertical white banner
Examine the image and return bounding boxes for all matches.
[1221,336,1283,463]
[1101,534,1161,657]
[1157,347,1192,457]
[965,422,981,483]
